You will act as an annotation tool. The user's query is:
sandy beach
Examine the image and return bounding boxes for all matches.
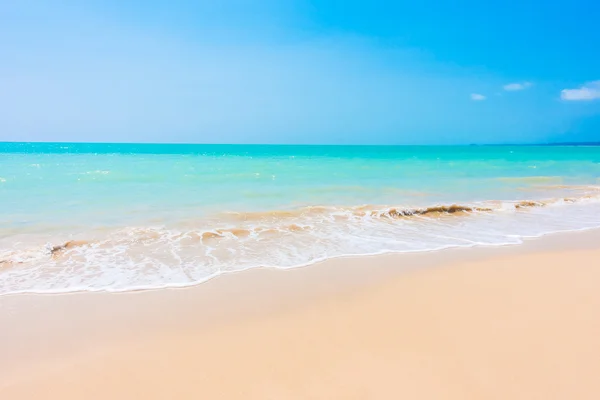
[3,1,599,397]
[2,229,600,399]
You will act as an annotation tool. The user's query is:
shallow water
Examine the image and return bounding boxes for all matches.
[1,143,600,294]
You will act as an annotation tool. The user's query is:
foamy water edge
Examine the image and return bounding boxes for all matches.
[2,194,600,296]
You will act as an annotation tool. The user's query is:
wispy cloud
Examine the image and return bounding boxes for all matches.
[503,82,532,91]
[470,93,486,101]
[561,81,600,101]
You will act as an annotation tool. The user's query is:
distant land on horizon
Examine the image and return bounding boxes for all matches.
[545,142,600,146]
[477,142,600,146]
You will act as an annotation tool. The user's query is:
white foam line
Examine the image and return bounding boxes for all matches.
[3,223,600,297]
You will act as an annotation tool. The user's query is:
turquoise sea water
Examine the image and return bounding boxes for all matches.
[1,142,600,294]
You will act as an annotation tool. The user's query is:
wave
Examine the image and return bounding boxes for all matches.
[1,196,584,263]
[224,193,599,222]
[3,192,599,263]
[1,190,600,295]
[49,240,90,256]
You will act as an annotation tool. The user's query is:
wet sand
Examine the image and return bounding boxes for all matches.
[1,230,600,399]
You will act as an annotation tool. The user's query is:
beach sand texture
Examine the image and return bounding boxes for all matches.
[1,230,600,399]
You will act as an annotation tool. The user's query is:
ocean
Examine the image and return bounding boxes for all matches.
[1,142,600,294]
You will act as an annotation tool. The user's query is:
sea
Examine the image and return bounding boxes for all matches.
[1,142,600,295]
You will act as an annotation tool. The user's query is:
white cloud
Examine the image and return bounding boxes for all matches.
[470,93,486,101]
[503,82,532,91]
[560,81,600,101]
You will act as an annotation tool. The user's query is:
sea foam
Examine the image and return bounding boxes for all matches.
[1,193,600,295]
[2,143,600,294]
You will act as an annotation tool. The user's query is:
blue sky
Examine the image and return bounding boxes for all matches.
[1,0,599,144]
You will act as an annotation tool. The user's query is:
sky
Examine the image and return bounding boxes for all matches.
[1,0,600,144]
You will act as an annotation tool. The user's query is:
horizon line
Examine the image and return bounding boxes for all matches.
[1,141,600,147]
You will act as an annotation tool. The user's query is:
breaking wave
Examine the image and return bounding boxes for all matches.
[1,190,600,295]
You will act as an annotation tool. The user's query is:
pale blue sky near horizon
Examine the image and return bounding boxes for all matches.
[1,0,599,144]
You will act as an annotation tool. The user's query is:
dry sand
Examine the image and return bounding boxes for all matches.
[1,230,600,399]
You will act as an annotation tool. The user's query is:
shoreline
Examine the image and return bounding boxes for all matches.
[2,228,600,399]
[2,181,600,295]
[3,215,600,297]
